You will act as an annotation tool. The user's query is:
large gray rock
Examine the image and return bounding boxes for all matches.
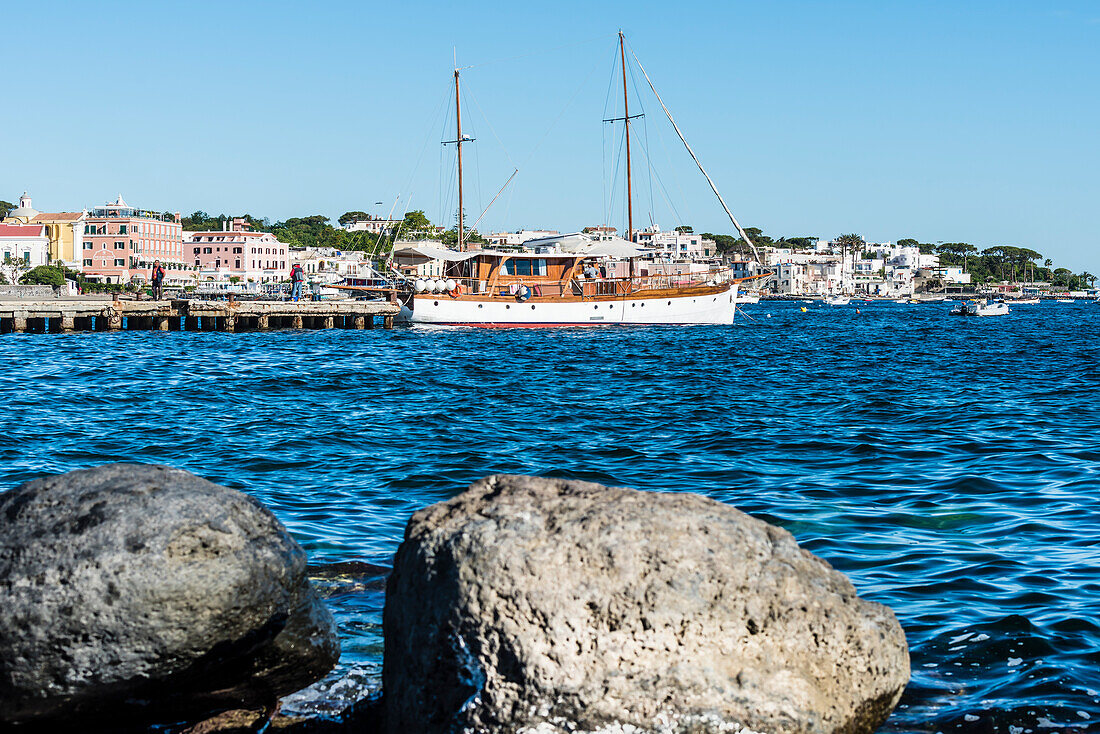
[384,475,909,734]
[0,463,340,727]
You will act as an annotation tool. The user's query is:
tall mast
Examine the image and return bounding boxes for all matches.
[454,67,465,252]
[620,30,633,243]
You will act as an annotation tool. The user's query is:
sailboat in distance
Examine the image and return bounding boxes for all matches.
[404,32,760,327]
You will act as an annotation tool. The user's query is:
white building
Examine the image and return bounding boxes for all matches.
[632,226,717,259]
[186,218,288,283]
[0,223,50,276]
[483,229,560,247]
[343,217,403,235]
[290,247,373,284]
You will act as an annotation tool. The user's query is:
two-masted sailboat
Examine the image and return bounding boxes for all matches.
[405,32,760,327]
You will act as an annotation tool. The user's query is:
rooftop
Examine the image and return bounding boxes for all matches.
[0,223,46,237]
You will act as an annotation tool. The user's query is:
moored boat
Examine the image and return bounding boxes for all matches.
[407,237,738,326]
[951,299,1009,317]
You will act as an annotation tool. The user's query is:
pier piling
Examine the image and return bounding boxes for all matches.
[0,299,400,336]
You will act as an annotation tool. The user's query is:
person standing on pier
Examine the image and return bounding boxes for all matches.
[290,263,305,302]
[151,261,166,301]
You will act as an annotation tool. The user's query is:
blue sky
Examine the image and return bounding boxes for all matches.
[3,0,1098,271]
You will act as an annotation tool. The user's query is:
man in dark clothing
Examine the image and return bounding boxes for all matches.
[290,263,305,302]
[151,261,166,301]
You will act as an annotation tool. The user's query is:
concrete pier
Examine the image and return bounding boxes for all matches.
[0,298,401,334]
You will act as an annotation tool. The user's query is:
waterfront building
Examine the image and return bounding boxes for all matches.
[1,192,40,224]
[632,226,717,259]
[0,223,50,272]
[2,193,87,269]
[31,211,87,268]
[290,247,371,284]
[483,229,561,248]
[186,218,289,283]
[342,216,404,236]
[82,196,185,285]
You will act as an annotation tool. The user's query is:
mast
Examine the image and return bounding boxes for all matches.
[620,30,633,243]
[455,67,465,252]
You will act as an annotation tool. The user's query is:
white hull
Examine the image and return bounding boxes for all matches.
[408,287,736,326]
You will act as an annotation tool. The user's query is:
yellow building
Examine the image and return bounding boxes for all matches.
[3,193,86,267]
[30,212,86,268]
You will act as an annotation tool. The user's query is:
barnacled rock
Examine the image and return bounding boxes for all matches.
[383,475,909,734]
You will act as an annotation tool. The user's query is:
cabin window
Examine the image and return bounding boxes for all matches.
[504,259,547,276]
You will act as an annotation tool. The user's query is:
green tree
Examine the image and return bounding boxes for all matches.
[19,265,66,287]
[0,201,14,219]
[834,233,866,248]
[401,210,436,237]
[339,211,369,226]
[897,238,919,249]
[675,225,693,234]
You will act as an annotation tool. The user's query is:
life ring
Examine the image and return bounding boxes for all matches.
[450,283,464,297]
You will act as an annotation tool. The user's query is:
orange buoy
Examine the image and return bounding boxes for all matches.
[451,283,464,297]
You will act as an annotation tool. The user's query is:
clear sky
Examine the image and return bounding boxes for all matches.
[3,0,1098,271]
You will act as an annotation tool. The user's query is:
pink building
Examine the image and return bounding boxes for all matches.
[186,218,289,283]
[82,195,185,284]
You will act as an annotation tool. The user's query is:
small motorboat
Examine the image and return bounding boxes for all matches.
[823,295,851,306]
[893,298,907,304]
[1056,298,1075,303]
[1014,297,1040,305]
[952,299,1009,317]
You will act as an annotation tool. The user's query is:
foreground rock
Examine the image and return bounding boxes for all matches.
[0,463,340,728]
[384,475,909,734]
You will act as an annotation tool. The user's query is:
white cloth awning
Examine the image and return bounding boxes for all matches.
[392,244,478,262]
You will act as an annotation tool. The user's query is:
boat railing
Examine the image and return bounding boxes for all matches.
[420,269,730,299]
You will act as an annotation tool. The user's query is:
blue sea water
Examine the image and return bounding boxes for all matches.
[1,300,1099,732]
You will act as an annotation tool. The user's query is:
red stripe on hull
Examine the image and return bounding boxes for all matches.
[416,322,711,328]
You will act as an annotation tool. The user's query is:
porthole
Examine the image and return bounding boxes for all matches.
[713,297,717,301]
[506,304,510,310]
[594,305,598,310]
[531,304,536,310]
[608,304,613,309]
[433,301,439,306]
[667,301,671,306]
[478,304,483,309]
[632,303,636,307]
[641,303,645,307]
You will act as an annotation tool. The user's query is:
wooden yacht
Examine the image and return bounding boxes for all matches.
[403,32,762,327]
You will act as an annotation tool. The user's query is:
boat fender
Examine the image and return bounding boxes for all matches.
[517,284,530,301]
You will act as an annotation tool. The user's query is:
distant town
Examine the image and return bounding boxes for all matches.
[1,192,1095,299]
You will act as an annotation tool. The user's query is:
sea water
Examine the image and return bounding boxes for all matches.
[1,300,1098,731]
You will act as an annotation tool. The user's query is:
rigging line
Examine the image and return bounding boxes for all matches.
[517,45,609,171]
[629,45,761,263]
[643,111,655,227]
[458,34,612,71]
[464,82,518,171]
[469,168,519,233]
[401,82,452,234]
[635,123,684,228]
[608,122,626,234]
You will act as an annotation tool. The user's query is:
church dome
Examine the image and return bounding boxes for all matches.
[9,191,39,220]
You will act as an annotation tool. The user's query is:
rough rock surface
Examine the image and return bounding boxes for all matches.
[0,463,340,727]
[383,475,909,734]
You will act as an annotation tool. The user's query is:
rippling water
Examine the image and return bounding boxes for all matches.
[2,300,1099,731]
